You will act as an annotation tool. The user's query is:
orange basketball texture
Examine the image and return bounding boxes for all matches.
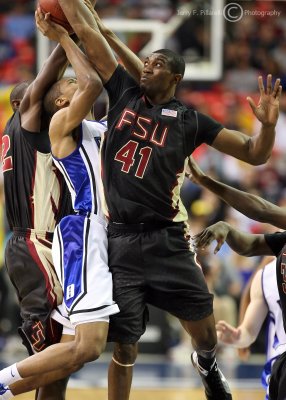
[38,0,72,33]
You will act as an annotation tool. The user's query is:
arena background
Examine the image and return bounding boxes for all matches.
[1,1,286,399]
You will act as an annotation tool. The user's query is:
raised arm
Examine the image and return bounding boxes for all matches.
[216,269,268,348]
[20,10,73,132]
[83,0,143,83]
[36,12,102,156]
[187,156,286,230]
[58,0,118,83]
[211,75,282,165]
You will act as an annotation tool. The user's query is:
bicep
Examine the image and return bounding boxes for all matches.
[243,271,268,335]
[64,86,102,134]
[211,128,251,161]
[230,232,275,256]
[50,84,101,139]
[80,27,118,83]
[247,235,275,256]
[19,83,43,132]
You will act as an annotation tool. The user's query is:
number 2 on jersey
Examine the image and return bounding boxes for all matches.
[1,135,13,172]
[114,140,152,179]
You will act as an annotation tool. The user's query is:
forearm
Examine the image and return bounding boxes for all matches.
[232,326,256,348]
[59,34,98,86]
[35,44,67,85]
[249,124,276,164]
[224,224,262,256]
[199,175,277,223]
[90,9,143,82]
[59,0,117,82]
[101,30,143,83]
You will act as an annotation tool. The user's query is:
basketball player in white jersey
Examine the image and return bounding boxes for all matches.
[216,258,286,399]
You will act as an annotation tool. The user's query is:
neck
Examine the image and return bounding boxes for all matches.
[145,90,175,105]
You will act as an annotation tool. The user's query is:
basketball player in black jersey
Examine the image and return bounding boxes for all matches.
[54,1,283,399]
[186,156,286,400]
[0,32,75,400]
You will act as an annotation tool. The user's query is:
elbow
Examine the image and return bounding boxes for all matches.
[84,74,102,95]
[249,154,270,166]
[247,140,271,166]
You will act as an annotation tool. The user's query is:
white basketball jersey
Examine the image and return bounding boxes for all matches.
[52,120,107,220]
[262,259,286,360]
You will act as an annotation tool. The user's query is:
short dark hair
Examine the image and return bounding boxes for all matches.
[43,80,63,117]
[10,81,31,105]
[153,49,185,77]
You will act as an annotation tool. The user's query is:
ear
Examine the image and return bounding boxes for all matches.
[11,99,21,111]
[174,74,183,85]
[55,96,70,108]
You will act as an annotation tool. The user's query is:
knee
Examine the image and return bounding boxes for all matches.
[113,342,138,364]
[73,337,106,364]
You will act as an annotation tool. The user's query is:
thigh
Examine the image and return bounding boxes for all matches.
[53,216,119,326]
[75,321,109,347]
[145,224,213,321]
[107,230,148,344]
[5,234,59,313]
[5,234,62,353]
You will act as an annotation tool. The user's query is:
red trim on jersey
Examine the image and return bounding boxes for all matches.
[26,231,56,307]
[30,151,37,229]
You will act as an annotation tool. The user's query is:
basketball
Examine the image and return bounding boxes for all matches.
[38,0,72,33]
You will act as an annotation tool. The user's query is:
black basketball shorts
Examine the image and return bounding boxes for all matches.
[107,222,214,344]
[269,351,286,400]
[5,228,63,355]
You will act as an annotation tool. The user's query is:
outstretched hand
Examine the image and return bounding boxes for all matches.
[35,7,68,42]
[247,74,282,127]
[216,320,241,345]
[192,221,229,254]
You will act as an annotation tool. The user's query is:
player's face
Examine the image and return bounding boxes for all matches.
[140,53,175,95]
[60,78,78,101]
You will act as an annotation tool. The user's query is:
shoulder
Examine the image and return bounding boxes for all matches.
[3,111,21,136]
[105,64,138,89]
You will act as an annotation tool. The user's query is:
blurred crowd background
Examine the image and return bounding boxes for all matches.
[0,0,286,365]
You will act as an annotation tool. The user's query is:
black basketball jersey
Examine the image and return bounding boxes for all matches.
[102,65,223,223]
[2,110,72,231]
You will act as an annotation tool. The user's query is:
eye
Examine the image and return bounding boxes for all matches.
[155,63,162,67]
